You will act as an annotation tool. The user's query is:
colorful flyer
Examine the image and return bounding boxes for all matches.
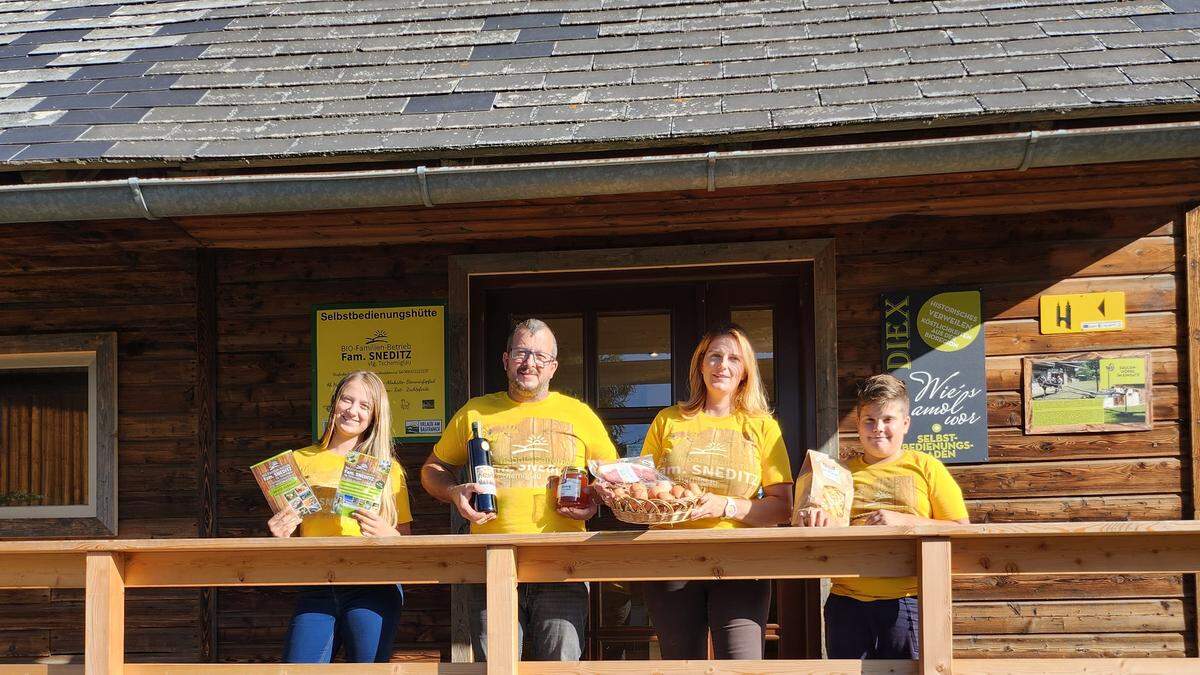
[251,451,321,516]
[332,452,391,516]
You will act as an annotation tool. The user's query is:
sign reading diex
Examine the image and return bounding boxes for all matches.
[313,302,448,443]
[881,289,988,464]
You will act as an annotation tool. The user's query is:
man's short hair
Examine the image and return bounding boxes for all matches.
[856,374,909,415]
[506,318,557,354]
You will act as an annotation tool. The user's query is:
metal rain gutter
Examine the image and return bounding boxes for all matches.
[0,120,1197,224]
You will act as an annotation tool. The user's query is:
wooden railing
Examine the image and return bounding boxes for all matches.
[1,522,1198,674]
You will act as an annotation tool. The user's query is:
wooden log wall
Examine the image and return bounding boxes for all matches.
[210,187,1194,660]
[0,159,1194,664]
[0,219,204,664]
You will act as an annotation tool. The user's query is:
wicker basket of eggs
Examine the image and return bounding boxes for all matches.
[589,459,705,525]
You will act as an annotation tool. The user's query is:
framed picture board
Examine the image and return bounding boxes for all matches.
[1023,350,1153,434]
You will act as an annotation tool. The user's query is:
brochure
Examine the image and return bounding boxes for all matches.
[251,450,321,516]
[332,452,391,516]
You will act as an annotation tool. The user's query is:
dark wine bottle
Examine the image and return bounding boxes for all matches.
[467,421,497,514]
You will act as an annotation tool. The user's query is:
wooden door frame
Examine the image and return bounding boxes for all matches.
[446,238,839,662]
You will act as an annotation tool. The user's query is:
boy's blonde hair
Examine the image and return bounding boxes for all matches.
[855,374,910,416]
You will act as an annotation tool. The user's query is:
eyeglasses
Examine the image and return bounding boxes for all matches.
[509,348,556,366]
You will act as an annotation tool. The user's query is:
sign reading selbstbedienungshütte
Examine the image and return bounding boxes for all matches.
[313,303,447,443]
[880,289,988,464]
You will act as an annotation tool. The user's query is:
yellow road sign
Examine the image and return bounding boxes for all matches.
[1039,291,1125,335]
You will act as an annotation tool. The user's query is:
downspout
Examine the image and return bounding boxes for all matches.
[0,120,1198,224]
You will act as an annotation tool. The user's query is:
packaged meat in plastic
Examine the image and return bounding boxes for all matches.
[587,455,668,486]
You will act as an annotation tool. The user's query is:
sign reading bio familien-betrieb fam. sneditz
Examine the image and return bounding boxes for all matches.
[881,289,988,464]
[313,303,447,443]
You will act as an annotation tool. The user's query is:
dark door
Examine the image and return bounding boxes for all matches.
[473,264,817,659]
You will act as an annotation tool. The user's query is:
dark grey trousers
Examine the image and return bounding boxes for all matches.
[467,582,589,662]
[642,579,772,660]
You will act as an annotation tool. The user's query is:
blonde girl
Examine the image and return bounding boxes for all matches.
[266,371,412,663]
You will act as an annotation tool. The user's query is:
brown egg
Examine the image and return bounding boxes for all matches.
[670,485,686,499]
[687,482,702,495]
[631,484,648,500]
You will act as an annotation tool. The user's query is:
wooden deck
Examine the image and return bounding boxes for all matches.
[1,523,1198,675]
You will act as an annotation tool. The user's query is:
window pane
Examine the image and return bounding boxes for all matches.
[732,308,774,405]
[608,423,650,459]
[541,316,583,400]
[597,314,671,408]
[0,368,88,506]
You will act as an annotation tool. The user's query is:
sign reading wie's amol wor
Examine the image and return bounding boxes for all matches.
[881,289,988,464]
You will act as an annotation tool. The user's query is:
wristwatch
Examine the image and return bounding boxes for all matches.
[723,496,738,519]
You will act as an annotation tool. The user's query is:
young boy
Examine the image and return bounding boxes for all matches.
[796,373,969,660]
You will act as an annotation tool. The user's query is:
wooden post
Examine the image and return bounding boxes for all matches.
[918,538,952,675]
[1186,205,1200,656]
[486,546,519,675]
[85,552,125,675]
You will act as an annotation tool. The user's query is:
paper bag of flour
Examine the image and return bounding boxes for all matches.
[791,450,854,527]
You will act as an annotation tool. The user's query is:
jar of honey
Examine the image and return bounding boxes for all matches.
[556,466,590,508]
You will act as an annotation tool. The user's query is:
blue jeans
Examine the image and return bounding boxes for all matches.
[824,593,919,660]
[282,585,403,663]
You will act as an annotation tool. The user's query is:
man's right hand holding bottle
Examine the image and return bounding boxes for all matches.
[449,483,497,525]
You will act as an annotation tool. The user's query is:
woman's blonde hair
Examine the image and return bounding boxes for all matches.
[319,370,400,527]
[679,324,772,418]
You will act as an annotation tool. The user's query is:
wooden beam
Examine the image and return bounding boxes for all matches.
[122,666,485,674]
[515,539,914,583]
[1187,206,1200,520]
[0,553,84,588]
[9,659,1200,674]
[1185,205,1200,661]
[520,661,916,673]
[812,240,840,460]
[122,547,485,587]
[85,553,124,675]
[195,248,219,662]
[485,546,519,675]
[918,538,953,675]
[447,248,474,666]
[955,658,1200,674]
[951,534,1200,575]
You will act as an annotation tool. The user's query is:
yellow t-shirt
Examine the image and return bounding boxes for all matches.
[832,449,968,601]
[293,445,413,537]
[641,406,792,530]
[433,391,618,535]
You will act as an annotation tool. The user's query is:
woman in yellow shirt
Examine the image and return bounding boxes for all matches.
[640,324,793,659]
[266,371,413,663]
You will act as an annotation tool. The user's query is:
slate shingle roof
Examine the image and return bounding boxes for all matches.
[0,0,1197,166]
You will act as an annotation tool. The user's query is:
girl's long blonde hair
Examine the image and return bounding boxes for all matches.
[679,324,773,419]
[319,370,400,527]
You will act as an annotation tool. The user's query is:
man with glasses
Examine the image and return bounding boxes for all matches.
[421,318,617,662]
